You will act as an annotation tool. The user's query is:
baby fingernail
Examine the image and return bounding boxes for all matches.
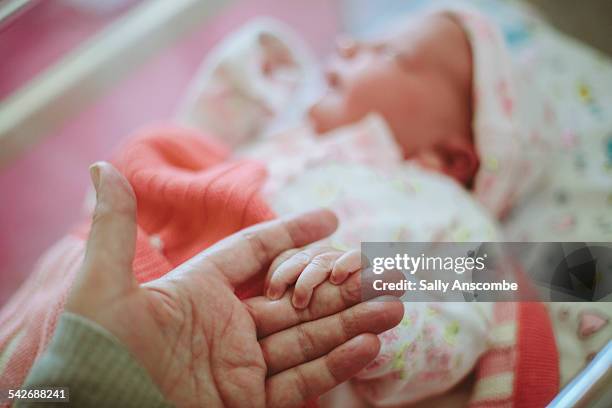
[267,287,279,299]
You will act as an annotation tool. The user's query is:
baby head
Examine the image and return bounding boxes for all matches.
[309,13,478,185]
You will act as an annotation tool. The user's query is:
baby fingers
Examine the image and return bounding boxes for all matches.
[266,247,340,301]
[292,251,344,309]
[330,249,362,285]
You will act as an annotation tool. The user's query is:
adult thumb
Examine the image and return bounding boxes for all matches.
[69,162,138,310]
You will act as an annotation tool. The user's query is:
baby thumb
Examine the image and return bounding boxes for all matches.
[70,162,139,309]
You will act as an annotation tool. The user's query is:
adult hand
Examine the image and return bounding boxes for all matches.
[66,162,403,407]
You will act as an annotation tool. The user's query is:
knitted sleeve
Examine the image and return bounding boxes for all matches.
[14,312,172,408]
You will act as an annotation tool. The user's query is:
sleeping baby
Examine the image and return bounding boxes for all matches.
[2,2,611,406]
[179,3,612,406]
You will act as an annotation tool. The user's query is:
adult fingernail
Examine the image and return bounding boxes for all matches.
[292,293,307,309]
[89,162,102,192]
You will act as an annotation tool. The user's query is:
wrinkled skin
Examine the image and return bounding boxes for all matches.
[66,162,403,407]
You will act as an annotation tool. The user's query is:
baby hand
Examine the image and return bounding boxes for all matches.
[265,247,361,309]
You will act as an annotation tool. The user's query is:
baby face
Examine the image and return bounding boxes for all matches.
[309,14,478,184]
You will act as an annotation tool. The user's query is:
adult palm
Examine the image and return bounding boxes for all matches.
[67,162,402,407]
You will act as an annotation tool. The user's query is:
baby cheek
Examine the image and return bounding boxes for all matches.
[338,84,385,127]
[345,66,406,119]
[344,72,379,107]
